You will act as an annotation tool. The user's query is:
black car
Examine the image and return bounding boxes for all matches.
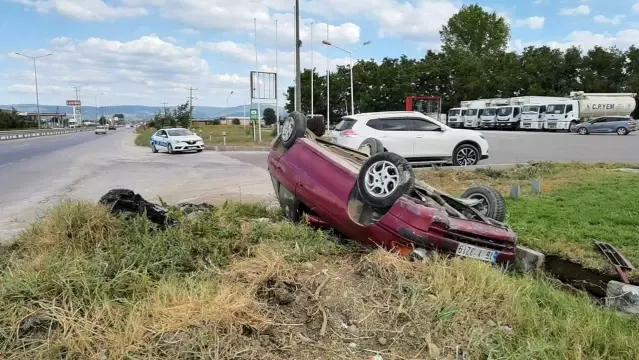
[108,125,116,130]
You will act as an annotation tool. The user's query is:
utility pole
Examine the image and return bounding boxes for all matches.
[161,102,168,112]
[294,0,301,112]
[186,87,197,128]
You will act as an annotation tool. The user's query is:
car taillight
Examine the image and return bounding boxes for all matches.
[340,129,358,137]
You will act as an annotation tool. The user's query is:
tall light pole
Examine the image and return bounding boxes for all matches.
[275,19,280,134]
[294,0,301,112]
[15,52,52,129]
[325,24,330,132]
[321,40,371,115]
[69,83,87,126]
[226,90,234,118]
[310,21,314,116]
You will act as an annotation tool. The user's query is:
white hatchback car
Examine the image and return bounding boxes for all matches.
[95,126,107,135]
[150,127,204,153]
[331,111,489,166]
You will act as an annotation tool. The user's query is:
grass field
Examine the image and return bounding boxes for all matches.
[135,125,276,147]
[1,200,638,359]
[419,162,639,270]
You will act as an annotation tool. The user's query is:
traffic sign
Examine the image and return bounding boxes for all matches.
[249,109,259,121]
[66,100,81,106]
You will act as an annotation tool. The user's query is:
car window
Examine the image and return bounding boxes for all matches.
[366,118,410,131]
[406,118,440,131]
[566,104,573,112]
[167,129,193,136]
[335,118,357,131]
[157,130,166,136]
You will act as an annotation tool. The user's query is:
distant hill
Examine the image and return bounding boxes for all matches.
[0,104,289,121]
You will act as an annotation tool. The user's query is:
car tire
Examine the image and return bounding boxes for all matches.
[460,185,506,222]
[617,127,629,135]
[452,143,480,166]
[357,152,414,210]
[578,127,588,135]
[281,111,307,149]
[357,138,384,156]
[151,143,158,153]
[196,149,203,152]
[168,143,174,154]
[568,121,577,133]
[307,115,325,137]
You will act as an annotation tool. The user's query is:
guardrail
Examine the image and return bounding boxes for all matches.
[0,128,91,141]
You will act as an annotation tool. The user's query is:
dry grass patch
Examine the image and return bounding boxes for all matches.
[1,200,639,359]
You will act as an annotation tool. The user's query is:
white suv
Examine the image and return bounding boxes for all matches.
[330,111,489,166]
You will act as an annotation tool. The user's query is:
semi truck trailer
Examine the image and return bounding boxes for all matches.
[543,92,636,131]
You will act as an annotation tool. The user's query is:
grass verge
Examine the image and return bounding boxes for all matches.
[134,127,154,147]
[194,125,275,146]
[1,200,639,359]
[419,162,639,270]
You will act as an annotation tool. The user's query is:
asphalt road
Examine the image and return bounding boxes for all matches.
[224,130,639,170]
[0,130,275,243]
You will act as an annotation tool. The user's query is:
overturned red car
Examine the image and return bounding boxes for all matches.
[268,112,517,264]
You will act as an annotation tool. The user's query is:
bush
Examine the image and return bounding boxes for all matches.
[212,119,221,125]
[232,118,240,125]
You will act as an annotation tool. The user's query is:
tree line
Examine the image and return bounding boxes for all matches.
[285,4,639,121]
[0,108,37,130]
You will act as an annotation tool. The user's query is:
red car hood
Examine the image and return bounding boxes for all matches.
[389,197,517,243]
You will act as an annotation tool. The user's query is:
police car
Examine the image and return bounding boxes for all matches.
[150,127,204,154]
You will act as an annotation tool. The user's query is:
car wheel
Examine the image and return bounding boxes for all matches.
[281,111,307,149]
[357,138,384,156]
[307,115,325,137]
[357,152,414,210]
[168,143,174,154]
[196,149,203,152]
[452,143,480,166]
[460,185,506,222]
[578,127,588,135]
[151,143,158,153]
[568,121,577,133]
[617,127,629,135]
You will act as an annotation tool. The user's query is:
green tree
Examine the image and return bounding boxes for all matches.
[263,107,277,125]
[172,102,191,128]
[99,116,107,125]
[440,4,510,57]
[232,118,240,125]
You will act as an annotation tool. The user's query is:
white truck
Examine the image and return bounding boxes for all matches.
[447,107,467,128]
[543,92,637,132]
[519,97,570,130]
[463,100,487,128]
[480,98,510,129]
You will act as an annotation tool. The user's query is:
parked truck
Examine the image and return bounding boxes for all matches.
[447,107,467,128]
[463,100,488,128]
[519,97,570,130]
[480,98,510,129]
[543,92,637,132]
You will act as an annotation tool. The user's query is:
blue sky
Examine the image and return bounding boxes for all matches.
[1,0,638,107]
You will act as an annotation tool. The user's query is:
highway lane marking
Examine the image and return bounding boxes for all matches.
[0,162,13,168]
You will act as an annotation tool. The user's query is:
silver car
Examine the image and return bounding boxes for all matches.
[574,116,636,135]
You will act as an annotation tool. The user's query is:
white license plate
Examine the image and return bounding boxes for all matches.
[523,123,530,127]
[548,124,556,128]
[456,244,498,263]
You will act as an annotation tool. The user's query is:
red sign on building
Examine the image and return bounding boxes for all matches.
[66,100,81,106]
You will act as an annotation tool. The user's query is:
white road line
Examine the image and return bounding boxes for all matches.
[0,162,13,168]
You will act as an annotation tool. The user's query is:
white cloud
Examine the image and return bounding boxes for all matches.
[7,35,253,106]
[514,16,545,29]
[512,29,639,52]
[180,28,200,35]
[593,15,625,25]
[559,5,590,16]
[633,2,639,14]
[11,0,148,21]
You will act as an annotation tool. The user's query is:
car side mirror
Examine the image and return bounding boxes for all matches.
[565,114,568,118]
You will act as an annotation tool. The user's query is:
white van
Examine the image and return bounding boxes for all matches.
[447,108,466,128]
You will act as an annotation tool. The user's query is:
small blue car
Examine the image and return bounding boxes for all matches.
[574,116,636,135]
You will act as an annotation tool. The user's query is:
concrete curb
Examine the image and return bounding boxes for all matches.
[0,128,91,141]
[606,281,639,315]
[205,145,270,152]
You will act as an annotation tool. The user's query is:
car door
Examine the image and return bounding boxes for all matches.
[154,130,168,150]
[365,118,414,157]
[603,117,624,133]
[589,117,607,133]
[406,117,449,157]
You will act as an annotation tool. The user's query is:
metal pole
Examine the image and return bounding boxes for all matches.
[311,21,314,116]
[253,18,257,141]
[294,0,301,112]
[33,58,41,129]
[326,24,330,132]
[275,19,280,135]
[349,53,354,115]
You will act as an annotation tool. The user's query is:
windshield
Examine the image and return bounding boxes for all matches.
[466,109,478,116]
[448,109,460,116]
[522,106,539,114]
[497,107,512,116]
[167,129,194,136]
[482,108,497,116]
[546,104,566,114]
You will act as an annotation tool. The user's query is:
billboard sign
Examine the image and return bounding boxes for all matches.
[66,100,81,106]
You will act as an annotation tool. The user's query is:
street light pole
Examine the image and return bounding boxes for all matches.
[321,40,371,115]
[294,0,301,112]
[226,90,234,118]
[15,52,52,129]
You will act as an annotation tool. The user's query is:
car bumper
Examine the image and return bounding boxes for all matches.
[172,143,205,151]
